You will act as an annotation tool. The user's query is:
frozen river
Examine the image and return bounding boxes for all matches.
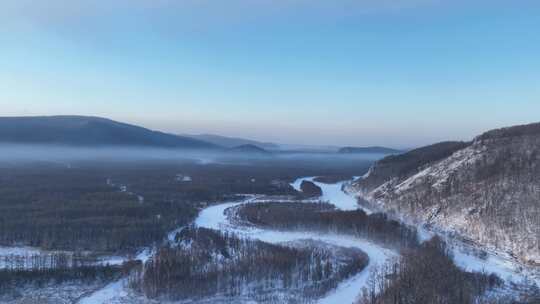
[194,177,394,304]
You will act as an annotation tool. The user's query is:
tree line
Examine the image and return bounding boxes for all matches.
[233,202,419,249]
[0,252,137,293]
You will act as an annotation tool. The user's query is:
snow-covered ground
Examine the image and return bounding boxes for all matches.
[0,245,151,271]
[0,246,43,269]
[96,248,153,266]
[0,246,42,256]
[442,231,540,286]
[78,279,129,304]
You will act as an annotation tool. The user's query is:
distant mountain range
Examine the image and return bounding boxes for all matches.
[185,134,279,150]
[350,122,540,265]
[338,146,401,154]
[227,144,272,155]
[0,116,403,155]
[0,116,218,149]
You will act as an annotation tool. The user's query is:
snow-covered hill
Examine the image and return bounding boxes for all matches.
[351,122,540,266]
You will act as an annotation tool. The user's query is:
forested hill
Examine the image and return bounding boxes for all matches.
[186,134,279,150]
[228,144,272,155]
[338,146,401,154]
[351,122,540,265]
[0,116,219,149]
[356,141,470,192]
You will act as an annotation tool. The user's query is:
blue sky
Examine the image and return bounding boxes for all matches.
[1,0,539,147]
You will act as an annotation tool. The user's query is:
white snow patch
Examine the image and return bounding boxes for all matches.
[394,145,484,194]
[0,246,45,269]
[291,177,372,213]
[78,279,128,304]
[0,246,42,256]
[176,174,192,182]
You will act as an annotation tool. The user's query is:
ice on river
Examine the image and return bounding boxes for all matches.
[291,177,369,212]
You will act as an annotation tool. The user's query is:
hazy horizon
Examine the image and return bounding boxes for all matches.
[0,114,535,150]
[2,1,539,147]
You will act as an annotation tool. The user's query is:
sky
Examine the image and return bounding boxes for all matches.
[1,0,539,148]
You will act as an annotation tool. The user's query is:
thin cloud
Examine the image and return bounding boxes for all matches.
[2,0,441,28]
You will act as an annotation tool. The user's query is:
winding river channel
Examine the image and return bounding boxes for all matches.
[194,195,394,304]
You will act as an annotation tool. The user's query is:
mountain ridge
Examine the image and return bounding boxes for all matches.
[228,144,272,155]
[185,133,279,150]
[338,146,401,154]
[0,116,219,149]
[351,122,540,265]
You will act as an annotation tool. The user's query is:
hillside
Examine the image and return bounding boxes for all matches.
[356,141,470,192]
[186,134,279,150]
[338,146,401,154]
[0,116,218,149]
[351,122,540,265]
[228,144,272,155]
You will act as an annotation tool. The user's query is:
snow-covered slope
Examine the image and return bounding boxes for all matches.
[351,122,540,266]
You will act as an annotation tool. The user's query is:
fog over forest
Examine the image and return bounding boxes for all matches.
[0,144,387,164]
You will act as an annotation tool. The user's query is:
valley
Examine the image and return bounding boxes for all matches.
[4,2,539,302]
[2,164,537,303]
[0,122,538,303]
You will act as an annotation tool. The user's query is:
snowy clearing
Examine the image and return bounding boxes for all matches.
[78,279,129,304]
